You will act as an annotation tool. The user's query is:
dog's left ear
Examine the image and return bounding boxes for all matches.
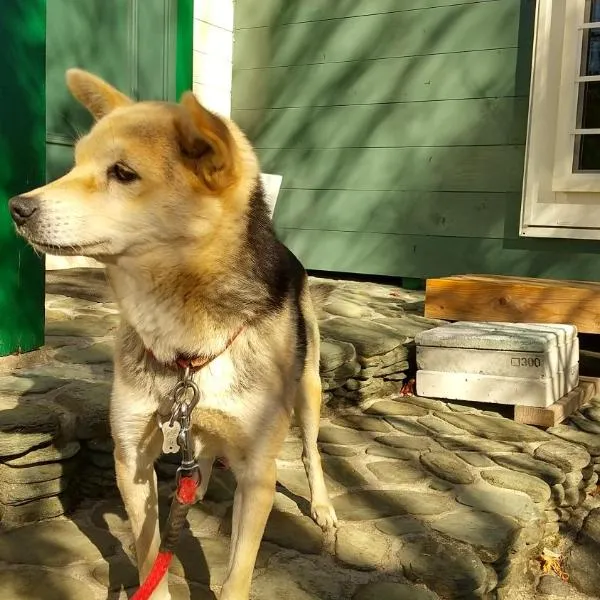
[176,92,238,193]
[66,69,133,120]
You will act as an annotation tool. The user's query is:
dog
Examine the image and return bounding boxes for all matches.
[9,69,337,600]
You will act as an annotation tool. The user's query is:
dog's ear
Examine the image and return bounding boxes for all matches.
[176,92,238,193]
[66,69,133,120]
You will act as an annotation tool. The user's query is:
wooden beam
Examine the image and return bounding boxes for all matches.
[425,274,600,333]
[514,377,600,428]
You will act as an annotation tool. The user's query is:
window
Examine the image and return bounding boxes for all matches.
[521,1,600,238]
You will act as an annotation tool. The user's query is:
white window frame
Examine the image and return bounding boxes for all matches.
[521,0,600,239]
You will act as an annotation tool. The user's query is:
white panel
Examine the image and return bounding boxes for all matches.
[193,20,233,62]
[192,0,234,118]
[194,0,234,31]
[193,50,232,91]
[193,82,232,116]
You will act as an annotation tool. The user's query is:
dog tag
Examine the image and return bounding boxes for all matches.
[161,420,181,454]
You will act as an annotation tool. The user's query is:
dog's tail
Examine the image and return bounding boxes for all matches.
[308,280,337,308]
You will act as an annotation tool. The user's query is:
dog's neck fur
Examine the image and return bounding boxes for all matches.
[105,249,255,362]
[105,184,284,363]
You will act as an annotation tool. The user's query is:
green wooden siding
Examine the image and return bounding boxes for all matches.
[46,0,193,181]
[232,0,600,282]
[0,1,46,355]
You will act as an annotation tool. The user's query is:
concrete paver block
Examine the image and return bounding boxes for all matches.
[416,365,579,407]
[417,339,579,379]
[415,322,577,352]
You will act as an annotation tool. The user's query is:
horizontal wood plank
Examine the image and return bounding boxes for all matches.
[273,189,514,237]
[258,146,525,193]
[445,273,600,289]
[235,0,500,29]
[514,378,599,428]
[276,230,600,281]
[234,0,520,70]
[232,48,527,110]
[234,98,529,149]
[425,275,600,333]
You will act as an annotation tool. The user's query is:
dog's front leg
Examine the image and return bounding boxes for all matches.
[220,459,277,600]
[112,383,168,599]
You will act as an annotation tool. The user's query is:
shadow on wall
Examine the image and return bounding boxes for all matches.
[233,0,600,281]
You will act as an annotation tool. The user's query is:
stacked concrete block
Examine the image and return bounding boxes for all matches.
[416,322,579,406]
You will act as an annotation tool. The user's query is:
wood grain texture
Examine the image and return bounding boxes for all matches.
[234,0,520,70]
[514,377,599,428]
[425,275,600,333]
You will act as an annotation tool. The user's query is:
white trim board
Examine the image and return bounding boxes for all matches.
[521,0,600,239]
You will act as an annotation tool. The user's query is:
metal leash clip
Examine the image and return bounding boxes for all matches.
[160,366,201,455]
[175,401,200,484]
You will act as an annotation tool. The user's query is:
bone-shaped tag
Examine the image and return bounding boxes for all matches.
[161,420,181,454]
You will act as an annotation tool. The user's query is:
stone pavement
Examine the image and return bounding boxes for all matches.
[0,269,599,599]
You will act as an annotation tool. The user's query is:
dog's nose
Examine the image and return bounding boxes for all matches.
[9,196,39,226]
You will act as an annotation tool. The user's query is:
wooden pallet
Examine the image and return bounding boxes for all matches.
[425,274,600,334]
[514,376,600,428]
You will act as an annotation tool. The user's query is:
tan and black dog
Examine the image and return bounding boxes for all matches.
[9,69,336,600]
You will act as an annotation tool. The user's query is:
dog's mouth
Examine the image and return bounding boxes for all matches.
[29,240,111,256]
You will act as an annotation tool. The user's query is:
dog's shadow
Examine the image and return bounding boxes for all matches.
[82,493,218,600]
[88,466,318,600]
[275,483,312,517]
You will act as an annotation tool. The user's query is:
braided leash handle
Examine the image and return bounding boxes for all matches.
[131,475,199,600]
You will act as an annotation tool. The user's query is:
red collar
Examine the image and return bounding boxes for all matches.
[146,326,245,371]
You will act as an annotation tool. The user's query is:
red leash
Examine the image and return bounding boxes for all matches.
[132,552,173,600]
[131,357,223,600]
[131,466,200,600]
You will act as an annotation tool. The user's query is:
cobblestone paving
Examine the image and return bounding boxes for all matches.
[0,269,599,599]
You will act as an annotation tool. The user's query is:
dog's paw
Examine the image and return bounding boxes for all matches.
[311,501,338,530]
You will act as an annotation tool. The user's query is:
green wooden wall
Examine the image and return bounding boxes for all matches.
[232,0,600,282]
[0,1,46,355]
[46,0,193,181]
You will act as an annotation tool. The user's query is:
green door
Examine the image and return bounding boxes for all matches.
[0,1,47,355]
[0,0,192,356]
[46,0,193,180]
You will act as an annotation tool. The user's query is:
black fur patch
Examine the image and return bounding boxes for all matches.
[293,275,308,377]
[245,178,308,375]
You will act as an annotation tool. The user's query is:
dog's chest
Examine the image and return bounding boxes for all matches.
[154,354,257,442]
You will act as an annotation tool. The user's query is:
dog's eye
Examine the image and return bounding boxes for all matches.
[108,163,139,184]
